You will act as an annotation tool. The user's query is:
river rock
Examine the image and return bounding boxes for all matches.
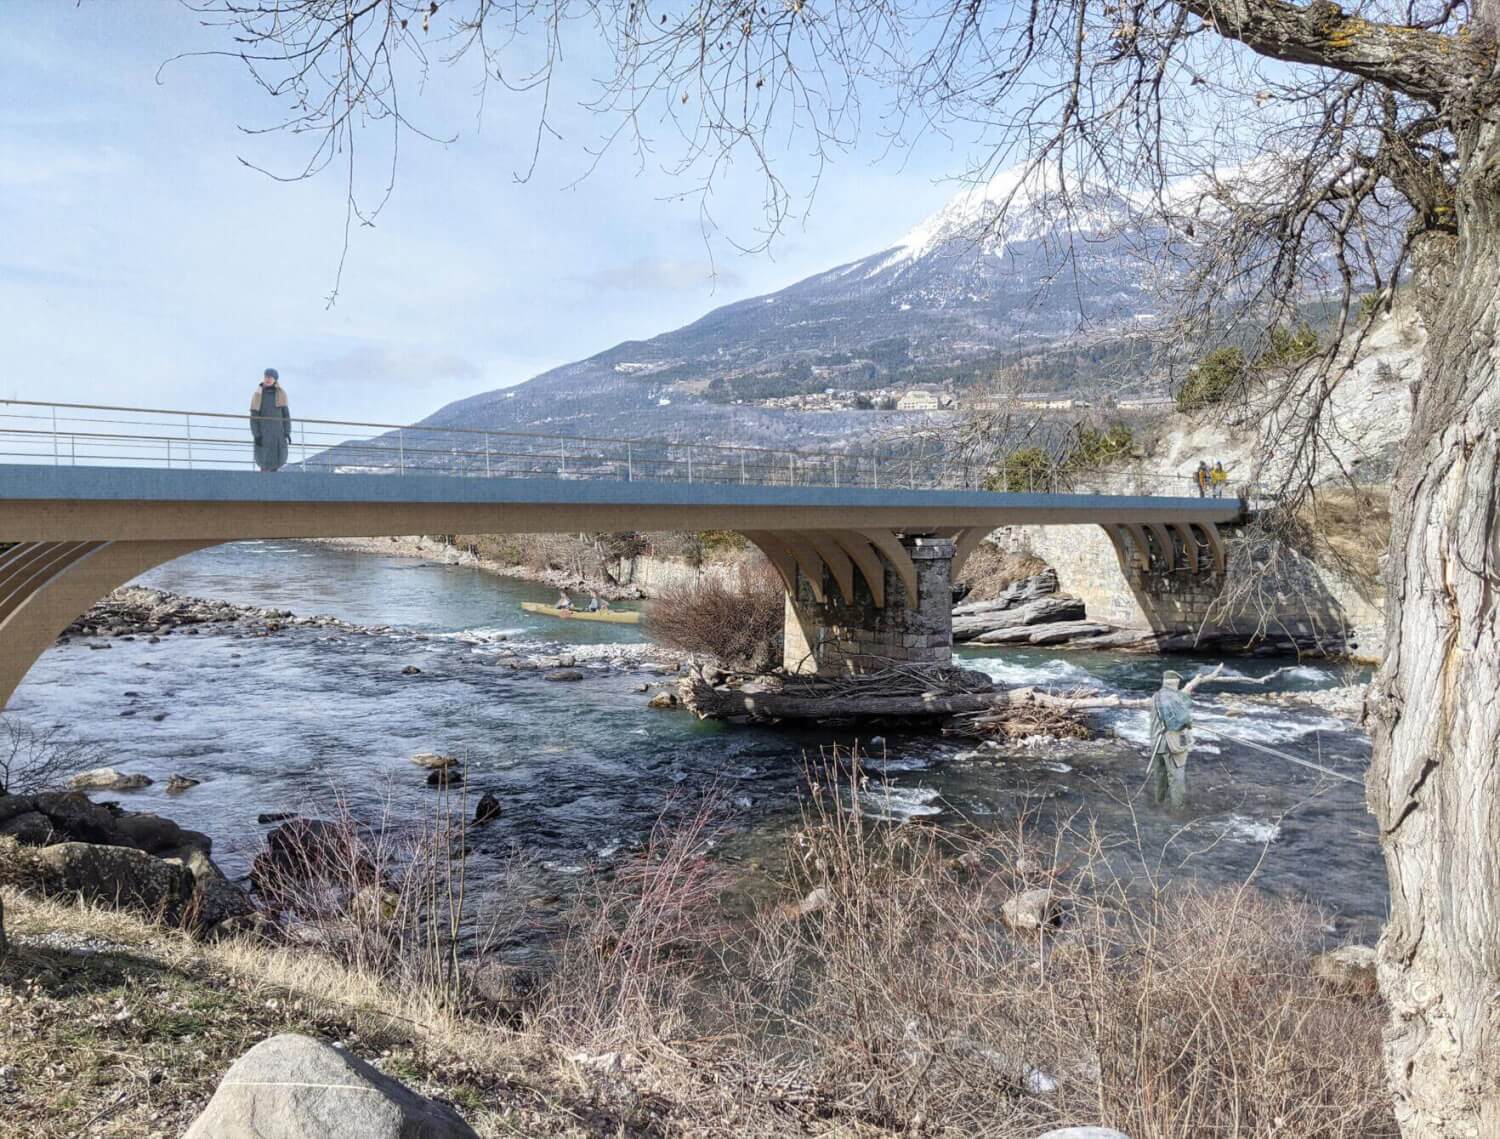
[169,845,255,931]
[69,767,153,792]
[0,811,53,845]
[473,792,502,825]
[112,811,212,857]
[410,752,456,769]
[165,774,201,793]
[426,767,463,788]
[647,691,678,709]
[1026,621,1116,645]
[183,1033,479,1139]
[257,812,298,825]
[1312,944,1379,994]
[544,669,585,682]
[952,570,1059,616]
[957,595,1086,641]
[401,665,423,676]
[1002,887,1057,931]
[36,842,195,925]
[253,819,373,893]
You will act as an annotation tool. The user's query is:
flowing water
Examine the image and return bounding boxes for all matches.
[7,541,1386,941]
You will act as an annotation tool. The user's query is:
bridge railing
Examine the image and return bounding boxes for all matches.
[0,399,1249,499]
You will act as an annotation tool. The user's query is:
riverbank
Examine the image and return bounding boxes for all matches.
[0,768,1396,1138]
[311,534,747,602]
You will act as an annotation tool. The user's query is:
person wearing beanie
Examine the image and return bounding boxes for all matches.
[250,368,292,472]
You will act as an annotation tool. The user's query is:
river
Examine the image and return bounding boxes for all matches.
[6,541,1386,942]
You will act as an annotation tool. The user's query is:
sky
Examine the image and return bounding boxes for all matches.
[0,3,970,425]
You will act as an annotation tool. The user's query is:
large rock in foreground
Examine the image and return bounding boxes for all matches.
[183,1033,479,1139]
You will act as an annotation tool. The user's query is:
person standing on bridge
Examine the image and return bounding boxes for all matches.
[250,368,292,472]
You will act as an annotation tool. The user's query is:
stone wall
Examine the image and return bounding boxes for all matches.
[996,523,1386,661]
[784,536,955,674]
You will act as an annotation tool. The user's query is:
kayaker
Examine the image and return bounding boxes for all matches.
[586,592,603,613]
[556,589,573,611]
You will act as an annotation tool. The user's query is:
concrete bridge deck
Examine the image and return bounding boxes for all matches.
[0,465,1245,543]
[0,461,1245,705]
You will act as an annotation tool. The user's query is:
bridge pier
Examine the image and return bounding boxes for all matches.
[779,534,957,675]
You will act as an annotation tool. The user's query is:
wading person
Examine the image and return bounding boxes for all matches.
[250,368,292,472]
[1146,670,1194,809]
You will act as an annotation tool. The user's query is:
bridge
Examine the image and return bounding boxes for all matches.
[0,400,1245,708]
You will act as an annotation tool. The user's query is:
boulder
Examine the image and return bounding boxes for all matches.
[956,595,1086,641]
[170,846,255,932]
[183,1033,479,1139]
[647,691,678,710]
[473,792,502,825]
[426,767,463,788]
[31,792,122,844]
[410,752,456,770]
[1002,887,1057,931]
[112,812,212,857]
[0,794,38,826]
[544,669,586,682]
[165,774,202,793]
[253,819,375,894]
[0,811,53,846]
[35,842,194,925]
[68,768,153,792]
[1312,944,1379,995]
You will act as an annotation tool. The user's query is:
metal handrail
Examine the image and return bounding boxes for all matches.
[0,398,1253,499]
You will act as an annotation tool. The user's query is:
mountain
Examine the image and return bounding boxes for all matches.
[336,167,1166,466]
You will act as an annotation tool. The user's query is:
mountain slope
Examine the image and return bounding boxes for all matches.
[373,168,1159,456]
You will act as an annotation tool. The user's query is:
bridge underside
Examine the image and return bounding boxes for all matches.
[0,467,1241,704]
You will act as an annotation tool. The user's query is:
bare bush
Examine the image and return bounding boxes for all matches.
[248,780,525,1007]
[646,559,784,671]
[521,747,1393,1136]
[0,718,105,796]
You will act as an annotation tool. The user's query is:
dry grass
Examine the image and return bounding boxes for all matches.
[645,559,785,671]
[958,545,1050,602]
[1299,485,1392,597]
[0,752,1395,1137]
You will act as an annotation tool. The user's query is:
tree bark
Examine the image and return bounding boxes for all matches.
[1367,115,1500,1136]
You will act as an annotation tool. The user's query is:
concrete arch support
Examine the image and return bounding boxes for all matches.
[0,539,215,710]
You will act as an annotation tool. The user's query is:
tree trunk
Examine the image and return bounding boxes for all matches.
[1368,118,1500,1136]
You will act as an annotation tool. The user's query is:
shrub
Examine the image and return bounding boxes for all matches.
[1176,346,1248,412]
[1068,421,1133,470]
[982,446,1060,492]
[1258,322,1320,367]
[645,559,785,670]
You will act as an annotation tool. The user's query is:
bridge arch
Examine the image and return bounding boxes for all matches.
[0,539,218,710]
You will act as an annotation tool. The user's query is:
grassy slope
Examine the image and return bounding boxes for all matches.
[0,892,668,1139]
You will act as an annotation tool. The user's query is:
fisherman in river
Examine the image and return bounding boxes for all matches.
[1146,670,1194,809]
[250,368,292,472]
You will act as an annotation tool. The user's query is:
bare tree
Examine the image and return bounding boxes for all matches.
[180,1,1500,1131]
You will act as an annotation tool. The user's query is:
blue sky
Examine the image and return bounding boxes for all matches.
[1,4,969,424]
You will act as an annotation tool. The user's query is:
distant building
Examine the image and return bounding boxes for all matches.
[896,389,942,411]
[1117,396,1176,411]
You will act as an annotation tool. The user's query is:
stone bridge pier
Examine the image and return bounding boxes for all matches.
[742,531,981,675]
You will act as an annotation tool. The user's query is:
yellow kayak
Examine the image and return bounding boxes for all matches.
[522,602,640,625]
